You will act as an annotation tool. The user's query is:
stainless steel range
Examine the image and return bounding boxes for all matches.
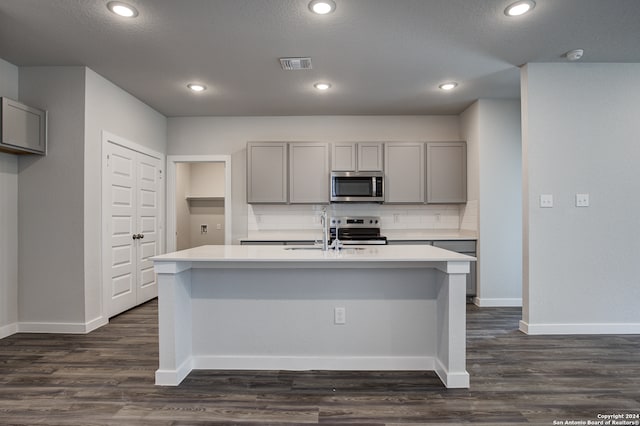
[329,216,387,245]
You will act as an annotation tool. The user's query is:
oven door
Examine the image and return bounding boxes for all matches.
[331,172,384,202]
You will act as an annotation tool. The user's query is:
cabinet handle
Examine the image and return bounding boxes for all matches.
[132,234,138,240]
[139,234,145,239]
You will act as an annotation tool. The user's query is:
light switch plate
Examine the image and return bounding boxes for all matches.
[540,194,553,208]
[576,193,590,207]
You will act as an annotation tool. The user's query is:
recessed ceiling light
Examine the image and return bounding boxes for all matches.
[309,0,336,15]
[438,82,458,91]
[187,83,207,92]
[107,1,139,18]
[504,0,535,16]
[314,82,331,91]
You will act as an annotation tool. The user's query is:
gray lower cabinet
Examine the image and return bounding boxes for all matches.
[426,142,467,203]
[247,142,288,203]
[289,142,329,203]
[384,142,425,203]
[433,240,476,297]
[387,239,476,297]
[1,97,47,155]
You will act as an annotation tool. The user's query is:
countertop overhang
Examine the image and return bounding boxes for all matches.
[152,244,475,274]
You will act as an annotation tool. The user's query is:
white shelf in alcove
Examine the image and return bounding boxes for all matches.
[186,196,225,201]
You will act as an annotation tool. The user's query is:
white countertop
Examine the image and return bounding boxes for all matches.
[241,229,477,242]
[152,244,475,264]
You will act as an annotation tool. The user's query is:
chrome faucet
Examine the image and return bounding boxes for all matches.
[320,208,329,251]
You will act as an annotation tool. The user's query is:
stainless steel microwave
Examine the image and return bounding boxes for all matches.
[330,171,384,202]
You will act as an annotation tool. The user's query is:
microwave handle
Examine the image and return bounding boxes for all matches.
[372,176,377,196]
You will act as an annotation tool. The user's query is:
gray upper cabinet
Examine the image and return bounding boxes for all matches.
[384,142,425,203]
[331,142,356,171]
[426,142,467,204]
[357,142,384,171]
[0,97,47,155]
[289,142,329,204]
[247,142,288,203]
[331,142,383,172]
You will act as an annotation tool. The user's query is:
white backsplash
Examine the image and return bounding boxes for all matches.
[459,199,478,232]
[248,204,462,232]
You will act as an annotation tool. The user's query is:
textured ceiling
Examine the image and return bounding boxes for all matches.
[1,0,639,117]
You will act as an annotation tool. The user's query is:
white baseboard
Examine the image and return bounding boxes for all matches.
[85,316,109,333]
[17,316,108,334]
[0,322,18,339]
[434,359,470,389]
[192,355,436,372]
[520,320,640,335]
[473,297,522,307]
[155,358,193,386]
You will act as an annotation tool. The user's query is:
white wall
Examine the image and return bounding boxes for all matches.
[84,68,166,324]
[175,163,192,250]
[190,162,225,197]
[521,63,640,334]
[11,66,167,332]
[0,58,19,337]
[167,116,461,242]
[461,100,522,307]
[18,67,87,326]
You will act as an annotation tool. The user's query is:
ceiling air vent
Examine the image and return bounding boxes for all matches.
[279,57,312,70]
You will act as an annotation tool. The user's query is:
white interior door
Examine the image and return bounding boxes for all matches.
[136,155,161,304]
[104,140,162,318]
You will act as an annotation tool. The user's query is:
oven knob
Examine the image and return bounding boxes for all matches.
[375,219,379,224]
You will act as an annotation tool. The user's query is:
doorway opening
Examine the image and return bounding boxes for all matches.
[166,155,232,252]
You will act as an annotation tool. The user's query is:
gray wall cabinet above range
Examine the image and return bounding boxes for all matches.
[0,97,47,155]
[332,142,384,172]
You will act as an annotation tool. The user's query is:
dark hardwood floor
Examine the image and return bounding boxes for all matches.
[1,300,639,425]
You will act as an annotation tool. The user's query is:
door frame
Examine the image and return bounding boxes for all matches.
[166,155,232,252]
[101,131,165,319]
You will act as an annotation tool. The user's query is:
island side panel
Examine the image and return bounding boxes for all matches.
[155,267,193,386]
[189,267,440,370]
[435,268,469,388]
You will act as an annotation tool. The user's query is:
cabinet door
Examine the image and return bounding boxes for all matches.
[247,142,288,203]
[384,142,425,203]
[1,97,46,155]
[289,142,329,204]
[331,142,356,171]
[426,142,467,203]
[357,142,384,171]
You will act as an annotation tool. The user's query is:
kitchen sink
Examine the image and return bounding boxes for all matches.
[283,246,323,250]
[283,246,366,251]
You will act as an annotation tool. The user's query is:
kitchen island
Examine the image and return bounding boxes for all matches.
[152,244,473,388]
